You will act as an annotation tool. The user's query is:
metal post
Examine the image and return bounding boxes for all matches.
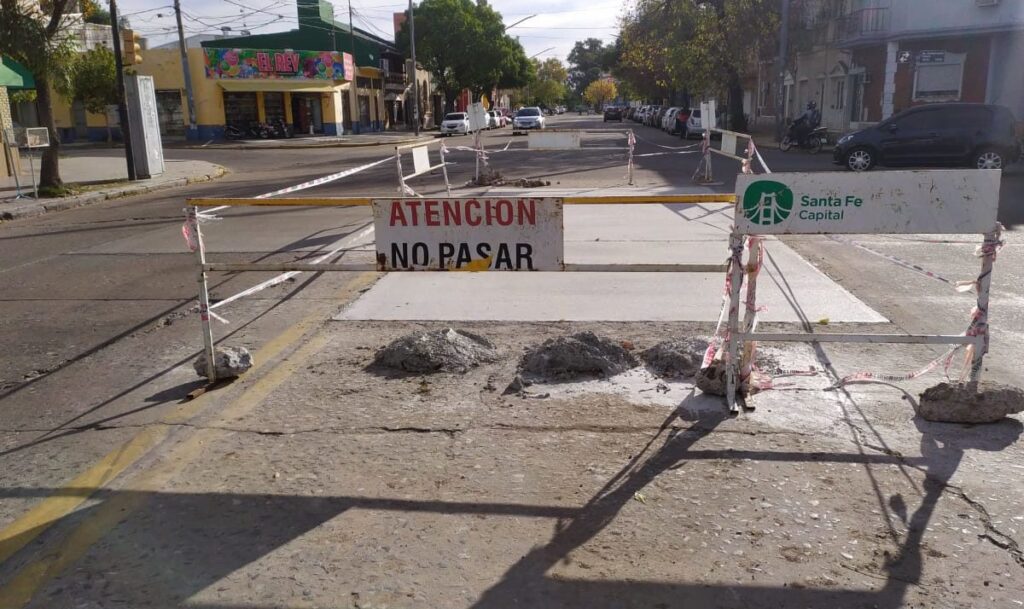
[109,0,137,181]
[738,236,763,404]
[440,144,451,196]
[725,232,745,413]
[189,207,217,382]
[409,0,420,136]
[474,128,481,182]
[395,147,405,194]
[627,129,635,186]
[174,0,198,139]
[969,228,998,383]
[775,0,790,142]
[28,150,37,199]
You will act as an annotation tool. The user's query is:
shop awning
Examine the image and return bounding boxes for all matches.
[0,56,35,89]
[217,80,342,93]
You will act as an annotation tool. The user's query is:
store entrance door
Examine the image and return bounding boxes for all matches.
[291,94,323,135]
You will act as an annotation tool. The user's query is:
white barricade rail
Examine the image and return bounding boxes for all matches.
[185,192,735,381]
[395,139,451,198]
[693,128,768,183]
[720,169,1003,413]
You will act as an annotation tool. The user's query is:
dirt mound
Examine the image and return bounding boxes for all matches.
[372,328,498,374]
[916,381,1024,423]
[640,338,709,378]
[521,331,637,380]
[469,170,550,188]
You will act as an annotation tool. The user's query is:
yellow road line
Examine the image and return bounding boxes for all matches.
[0,331,336,608]
[188,194,737,207]
[0,272,378,595]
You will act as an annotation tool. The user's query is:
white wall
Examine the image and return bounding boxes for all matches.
[889,0,1024,37]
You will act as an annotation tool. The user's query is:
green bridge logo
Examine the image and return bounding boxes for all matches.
[742,180,794,225]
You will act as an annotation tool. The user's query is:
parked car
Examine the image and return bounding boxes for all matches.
[440,112,470,136]
[646,106,663,127]
[603,106,623,122]
[513,106,546,132]
[681,108,703,139]
[833,103,1021,171]
[487,110,506,128]
[661,107,681,132]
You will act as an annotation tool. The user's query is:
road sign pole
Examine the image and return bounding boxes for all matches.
[109,0,137,181]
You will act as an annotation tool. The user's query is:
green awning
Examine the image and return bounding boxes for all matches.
[0,57,34,89]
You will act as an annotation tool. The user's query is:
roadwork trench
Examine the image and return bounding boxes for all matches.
[28,319,1024,608]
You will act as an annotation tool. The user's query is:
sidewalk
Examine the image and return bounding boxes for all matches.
[164,131,436,150]
[0,156,226,221]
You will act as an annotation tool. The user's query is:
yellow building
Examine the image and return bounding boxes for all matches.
[51,0,397,140]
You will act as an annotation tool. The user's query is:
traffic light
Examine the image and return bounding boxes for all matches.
[122,29,142,65]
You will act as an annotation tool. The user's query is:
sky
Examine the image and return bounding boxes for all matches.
[120,0,626,64]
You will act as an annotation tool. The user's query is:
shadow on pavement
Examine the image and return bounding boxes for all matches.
[2,398,1019,608]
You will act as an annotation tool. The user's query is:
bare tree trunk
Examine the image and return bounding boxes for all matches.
[34,76,62,190]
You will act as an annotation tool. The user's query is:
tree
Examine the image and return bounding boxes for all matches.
[613,0,783,131]
[0,0,79,191]
[567,38,615,97]
[583,78,617,109]
[522,57,567,108]
[397,0,531,112]
[69,46,118,143]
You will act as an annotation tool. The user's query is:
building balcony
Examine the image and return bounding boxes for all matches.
[836,7,890,46]
[384,71,407,91]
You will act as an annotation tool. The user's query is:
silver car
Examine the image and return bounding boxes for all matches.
[440,112,470,136]
[512,107,545,133]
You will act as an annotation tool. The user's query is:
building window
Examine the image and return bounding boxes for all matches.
[913,53,964,102]
[356,76,372,88]
[833,78,846,110]
[263,92,285,124]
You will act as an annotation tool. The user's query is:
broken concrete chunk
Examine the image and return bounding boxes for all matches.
[193,346,253,379]
[695,359,757,397]
[373,328,498,374]
[520,331,637,380]
[640,338,710,379]
[916,381,1024,423]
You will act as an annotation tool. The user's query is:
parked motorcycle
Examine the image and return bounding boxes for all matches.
[223,124,245,140]
[780,124,827,154]
[246,121,271,139]
[268,118,292,139]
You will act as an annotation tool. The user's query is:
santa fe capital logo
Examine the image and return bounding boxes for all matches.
[742,180,794,225]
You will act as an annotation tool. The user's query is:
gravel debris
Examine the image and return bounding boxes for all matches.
[916,381,1024,423]
[640,338,709,378]
[520,331,638,380]
[372,328,498,374]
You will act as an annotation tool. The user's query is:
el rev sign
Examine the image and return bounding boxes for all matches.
[372,197,563,271]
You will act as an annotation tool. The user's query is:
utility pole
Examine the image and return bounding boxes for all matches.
[173,0,197,138]
[409,0,419,135]
[109,0,136,180]
[775,0,790,141]
[348,0,358,133]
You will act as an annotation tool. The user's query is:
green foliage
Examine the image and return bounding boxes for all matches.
[10,89,37,104]
[0,0,78,95]
[397,0,531,108]
[70,46,118,114]
[614,0,782,128]
[567,38,616,96]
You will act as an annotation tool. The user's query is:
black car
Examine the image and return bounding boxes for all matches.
[833,103,1020,171]
[603,106,623,122]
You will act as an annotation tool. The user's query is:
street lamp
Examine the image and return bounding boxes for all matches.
[505,14,536,30]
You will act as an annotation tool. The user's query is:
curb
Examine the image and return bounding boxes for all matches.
[0,165,228,223]
[172,135,435,150]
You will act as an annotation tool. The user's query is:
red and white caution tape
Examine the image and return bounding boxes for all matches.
[825,235,975,292]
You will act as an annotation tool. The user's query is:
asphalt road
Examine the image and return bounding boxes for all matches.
[1,114,1022,607]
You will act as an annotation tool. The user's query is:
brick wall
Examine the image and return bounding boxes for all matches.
[893,36,991,114]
